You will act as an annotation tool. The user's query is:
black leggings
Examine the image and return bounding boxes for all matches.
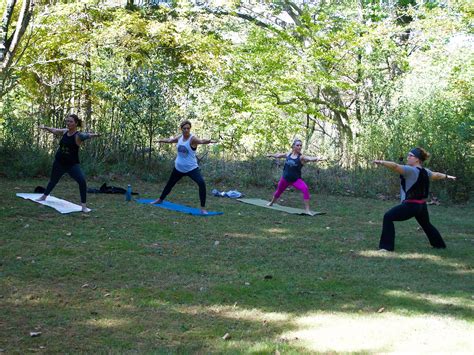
[379,202,446,251]
[44,161,87,203]
[160,167,206,207]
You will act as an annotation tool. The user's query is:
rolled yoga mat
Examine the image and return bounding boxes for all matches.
[237,198,325,216]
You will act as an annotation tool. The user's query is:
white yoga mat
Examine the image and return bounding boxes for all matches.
[16,193,83,214]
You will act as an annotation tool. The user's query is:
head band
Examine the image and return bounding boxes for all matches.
[410,148,423,161]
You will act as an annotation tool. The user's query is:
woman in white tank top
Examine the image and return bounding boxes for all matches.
[150,120,217,214]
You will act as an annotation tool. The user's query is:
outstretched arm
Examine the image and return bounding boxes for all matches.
[76,132,101,145]
[431,171,456,181]
[301,155,325,164]
[191,136,217,146]
[267,153,287,159]
[373,160,405,174]
[38,125,67,136]
[157,136,179,144]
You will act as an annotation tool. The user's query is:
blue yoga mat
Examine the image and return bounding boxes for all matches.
[136,199,223,216]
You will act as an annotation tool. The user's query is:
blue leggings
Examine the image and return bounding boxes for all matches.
[379,202,446,251]
[160,167,206,207]
[44,161,87,203]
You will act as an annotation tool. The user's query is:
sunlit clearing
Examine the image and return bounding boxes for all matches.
[385,290,474,310]
[282,313,474,353]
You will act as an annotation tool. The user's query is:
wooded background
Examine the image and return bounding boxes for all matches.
[1,0,472,201]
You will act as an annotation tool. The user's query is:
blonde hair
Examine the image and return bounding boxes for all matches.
[292,139,303,148]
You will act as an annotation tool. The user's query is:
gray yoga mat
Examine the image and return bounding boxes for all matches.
[237,198,325,216]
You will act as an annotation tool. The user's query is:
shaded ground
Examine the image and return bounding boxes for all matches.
[0,177,473,353]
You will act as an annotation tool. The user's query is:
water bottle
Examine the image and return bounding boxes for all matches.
[125,184,132,202]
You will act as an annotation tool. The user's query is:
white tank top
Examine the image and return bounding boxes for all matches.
[175,134,198,173]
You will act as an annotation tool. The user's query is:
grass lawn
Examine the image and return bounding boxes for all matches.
[1,177,473,353]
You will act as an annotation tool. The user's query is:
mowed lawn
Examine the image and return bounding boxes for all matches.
[1,177,473,353]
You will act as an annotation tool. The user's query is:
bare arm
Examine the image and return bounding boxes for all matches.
[191,136,217,147]
[267,153,287,159]
[301,155,325,164]
[38,125,67,136]
[157,136,179,144]
[76,132,101,145]
[373,160,405,174]
[431,171,456,181]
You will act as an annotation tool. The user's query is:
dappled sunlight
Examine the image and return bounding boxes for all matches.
[263,227,289,235]
[281,312,474,353]
[177,304,290,323]
[224,232,289,239]
[84,317,131,329]
[359,250,472,270]
[175,304,474,352]
[385,290,474,310]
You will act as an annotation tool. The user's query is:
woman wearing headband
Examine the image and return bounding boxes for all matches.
[150,120,217,214]
[267,139,324,215]
[373,147,456,251]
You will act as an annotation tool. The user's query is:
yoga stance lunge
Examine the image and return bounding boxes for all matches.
[37,114,101,213]
[373,147,456,251]
[150,120,217,214]
[267,139,324,215]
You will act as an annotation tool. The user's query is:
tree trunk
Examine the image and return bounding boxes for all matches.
[0,0,34,75]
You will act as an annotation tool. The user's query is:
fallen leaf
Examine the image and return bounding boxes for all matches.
[377,307,385,313]
[222,333,231,340]
[66,232,72,236]
[30,331,42,337]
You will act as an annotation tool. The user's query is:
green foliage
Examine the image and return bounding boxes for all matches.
[0,0,471,201]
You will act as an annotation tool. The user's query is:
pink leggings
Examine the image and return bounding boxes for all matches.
[274,177,310,200]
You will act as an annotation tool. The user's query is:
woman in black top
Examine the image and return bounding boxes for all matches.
[373,147,456,251]
[267,139,324,214]
[37,114,100,212]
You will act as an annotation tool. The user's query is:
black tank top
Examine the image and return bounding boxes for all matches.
[55,132,80,166]
[401,167,430,200]
[282,154,302,183]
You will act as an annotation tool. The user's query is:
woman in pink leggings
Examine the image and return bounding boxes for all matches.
[267,139,324,214]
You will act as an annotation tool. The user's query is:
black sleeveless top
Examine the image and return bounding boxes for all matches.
[400,167,430,200]
[282,154,303,183]
[55,132,80,166]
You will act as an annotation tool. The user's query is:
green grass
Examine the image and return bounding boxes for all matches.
[0,177,473,353]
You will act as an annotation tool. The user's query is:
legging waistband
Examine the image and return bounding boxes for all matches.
[403,199,426,204]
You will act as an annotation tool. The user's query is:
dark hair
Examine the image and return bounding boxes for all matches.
[67,113,82,128]
[411,147,430,162]
[180,120,192,129]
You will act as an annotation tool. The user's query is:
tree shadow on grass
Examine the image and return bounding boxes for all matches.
[1,179,473,352]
